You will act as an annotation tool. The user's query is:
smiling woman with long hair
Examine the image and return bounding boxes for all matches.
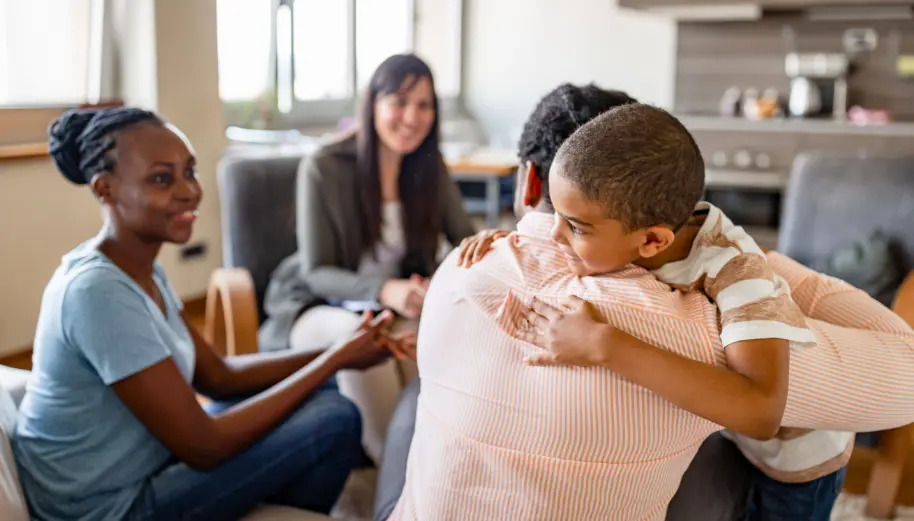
[12,107,404,521]
[262,53,476,462]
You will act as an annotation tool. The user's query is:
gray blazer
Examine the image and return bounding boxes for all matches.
[259,133,477,351]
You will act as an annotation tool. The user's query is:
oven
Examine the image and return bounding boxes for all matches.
[702,161,787,251]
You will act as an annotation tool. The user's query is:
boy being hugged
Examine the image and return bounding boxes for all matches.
[459,103,848,521]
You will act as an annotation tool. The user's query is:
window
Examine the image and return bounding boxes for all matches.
[0,0,97,106]
[216,0,463,127]
[291,1,351,102]
[414,0,462,99]
[216,0,273,102]
[355,0,413,91]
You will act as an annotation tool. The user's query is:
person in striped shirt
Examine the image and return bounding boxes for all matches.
[378,87,914,521]
[376,84,762,521]
[395,102,911,518]
[429,103,908,520]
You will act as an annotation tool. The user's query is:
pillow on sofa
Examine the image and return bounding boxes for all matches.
[0,384,28,521]
[813,231,902,308]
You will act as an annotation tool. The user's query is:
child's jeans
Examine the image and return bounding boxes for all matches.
[748,466,847,521]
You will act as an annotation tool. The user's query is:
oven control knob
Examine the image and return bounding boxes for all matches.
[734,149,753,169]
[711,151,728,167]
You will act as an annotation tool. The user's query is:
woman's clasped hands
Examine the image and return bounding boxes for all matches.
[329,310,419,370]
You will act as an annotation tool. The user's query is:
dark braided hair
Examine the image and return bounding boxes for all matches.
[516,84,636,207]
[48,107,162,185]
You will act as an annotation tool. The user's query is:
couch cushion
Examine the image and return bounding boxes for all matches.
[813,231,902,308]
[0,380,16,435]
[0,383,28,521]
[779,153,914,274]
[0,366,29,408]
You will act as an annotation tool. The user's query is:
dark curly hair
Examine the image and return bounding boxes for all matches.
[48,107,162,185]
[516,83,636,207]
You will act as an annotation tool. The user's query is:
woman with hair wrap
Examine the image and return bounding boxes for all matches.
[12,107,409,521]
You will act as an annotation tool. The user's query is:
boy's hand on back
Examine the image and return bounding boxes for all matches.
[520,296,615,367]
[457,229,511,268]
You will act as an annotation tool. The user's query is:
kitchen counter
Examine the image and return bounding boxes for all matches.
[679,115,914,137]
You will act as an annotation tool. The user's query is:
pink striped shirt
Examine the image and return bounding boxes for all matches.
[389,212,914,521]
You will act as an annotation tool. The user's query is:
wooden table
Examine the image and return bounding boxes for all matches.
[447,148,517,227]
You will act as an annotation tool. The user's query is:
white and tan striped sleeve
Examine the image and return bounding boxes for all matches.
[694,215,817,349]
[704,251,818,349]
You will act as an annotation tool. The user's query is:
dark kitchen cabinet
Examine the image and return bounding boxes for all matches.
[762,0,914,6]
[616,0,763,21]
[619,0,744,6]
[618,0,754,8]
[618,0,914,16]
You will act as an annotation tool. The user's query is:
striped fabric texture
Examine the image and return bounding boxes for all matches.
[388,212,914,521]
[653,202,817,350]
[654,202,849,483]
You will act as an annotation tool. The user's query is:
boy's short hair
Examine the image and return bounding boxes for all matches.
[554,103,705,231]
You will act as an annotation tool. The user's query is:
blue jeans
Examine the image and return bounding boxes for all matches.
[125,387,363,521]
[748,466,847,521]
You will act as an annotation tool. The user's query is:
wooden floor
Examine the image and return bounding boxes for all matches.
[845,445,914,506]
[3,298,913,507]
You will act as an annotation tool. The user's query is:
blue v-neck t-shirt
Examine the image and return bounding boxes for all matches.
[13,240,196,521]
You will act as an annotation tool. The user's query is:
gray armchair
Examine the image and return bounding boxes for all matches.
[780,152,914,281]
[779,151,914,519]
[205,152,305,357]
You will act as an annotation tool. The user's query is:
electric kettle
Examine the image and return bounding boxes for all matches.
[788,76,822,117]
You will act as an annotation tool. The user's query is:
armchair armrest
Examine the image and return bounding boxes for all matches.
[204,268,259,357]
[892,270,914,326]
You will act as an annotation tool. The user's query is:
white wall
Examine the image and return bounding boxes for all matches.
[463,0,677,144]
[151,0,226,295]
[0,0,225,356]
[414,0,463,98]
[0,161,106,355]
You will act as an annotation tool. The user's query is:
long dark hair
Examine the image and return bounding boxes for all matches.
[355,53,442,278]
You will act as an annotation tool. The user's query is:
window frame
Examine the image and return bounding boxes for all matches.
[221,0,464,129]
[0,0,120,162]
[280,0,357,126]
